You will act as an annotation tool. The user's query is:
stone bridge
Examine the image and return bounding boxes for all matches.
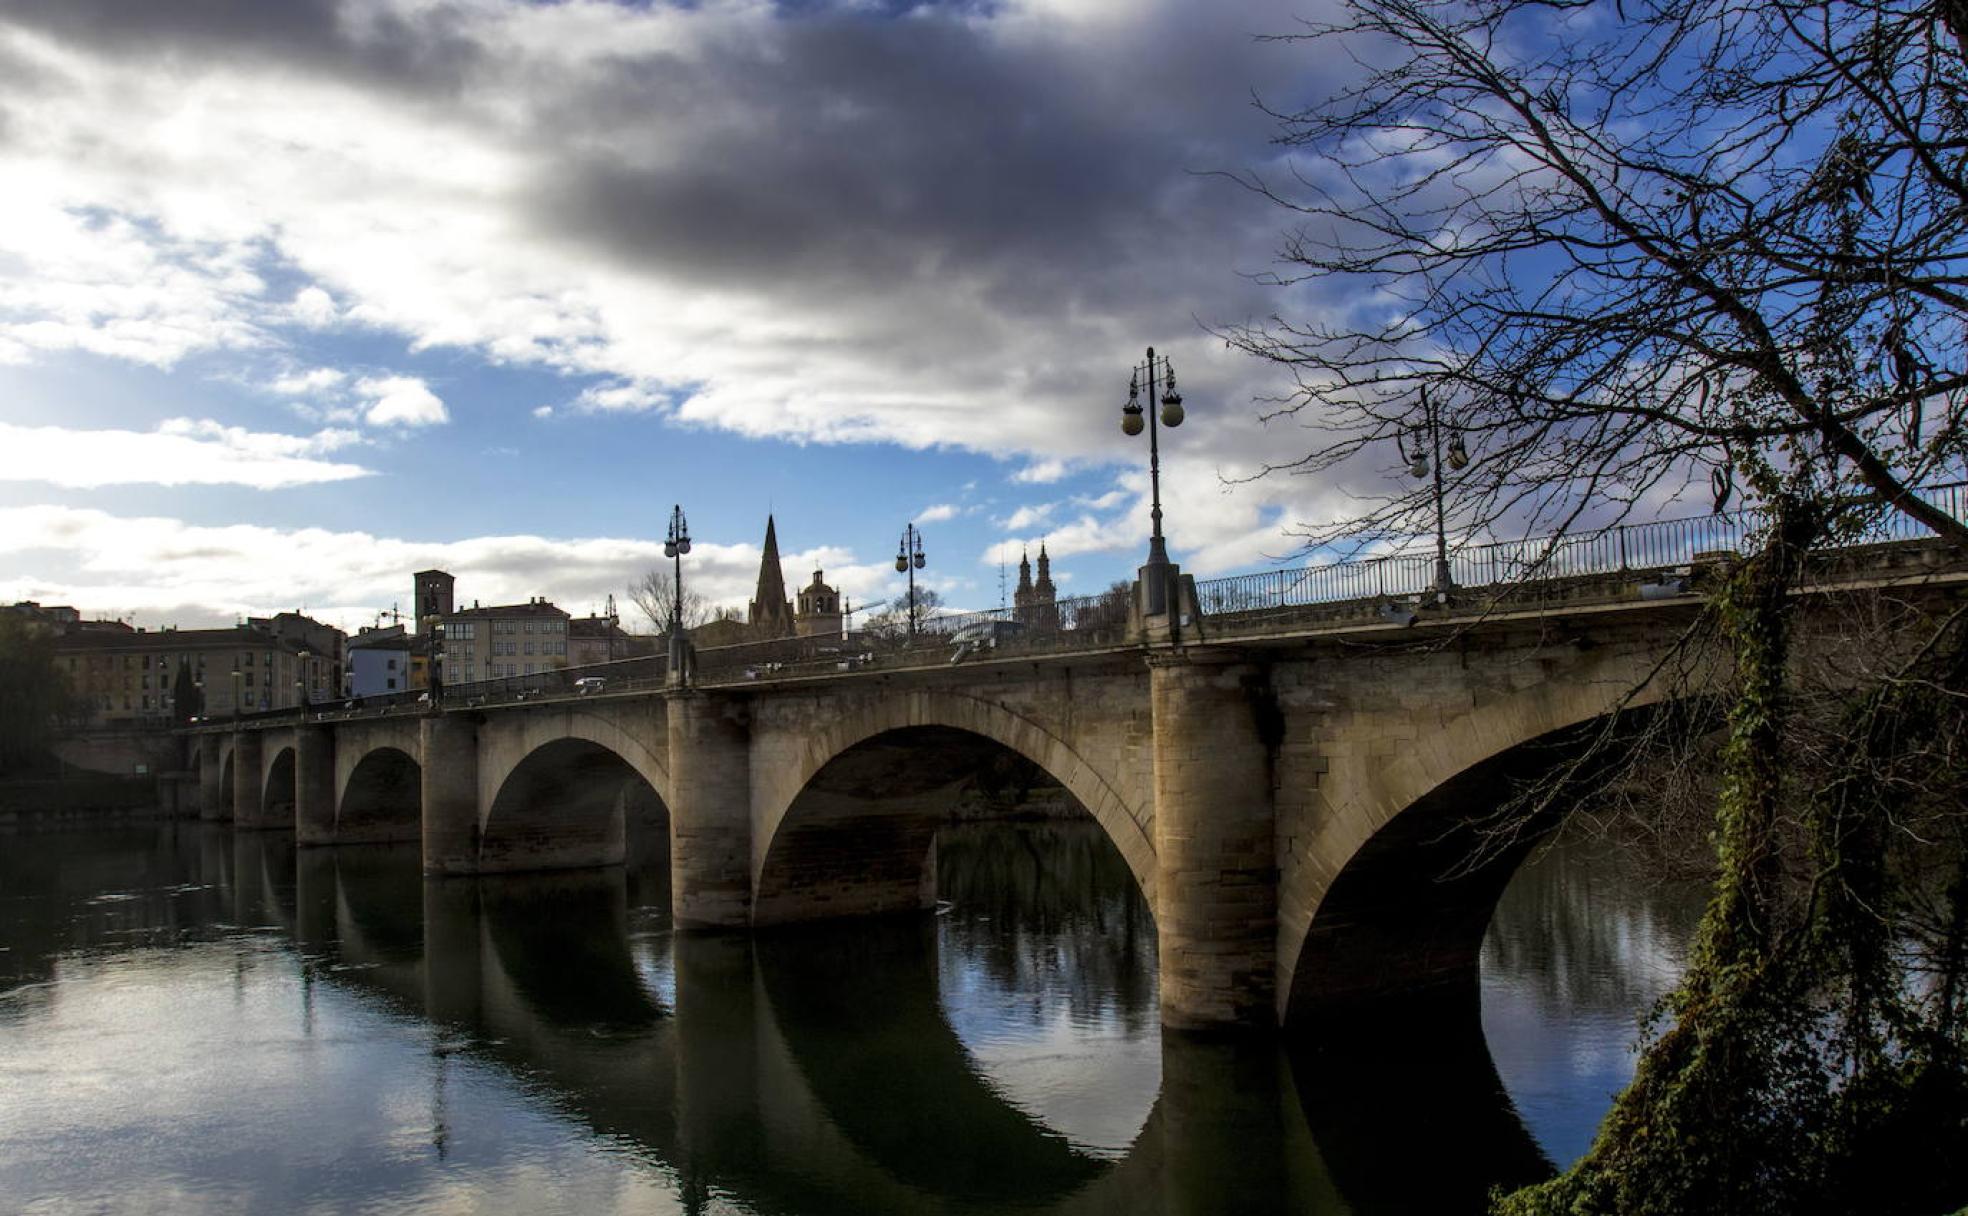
[189,541,1967,1031]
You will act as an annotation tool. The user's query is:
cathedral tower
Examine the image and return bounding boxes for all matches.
[748,516,796,639]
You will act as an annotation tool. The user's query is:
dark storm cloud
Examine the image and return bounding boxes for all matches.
[0,0,1318,322]
[0,0,1352,472]
[0,0,484,95]
[501,1,1324,379]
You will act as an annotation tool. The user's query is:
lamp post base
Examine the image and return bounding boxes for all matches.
[667,633,696,688]
[1130,556,1204,647]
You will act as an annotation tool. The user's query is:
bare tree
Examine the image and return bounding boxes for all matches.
[626,568,717,634]
[1228,0,1968,560]
[1234,4,1968,1212]
[860,587,944,643]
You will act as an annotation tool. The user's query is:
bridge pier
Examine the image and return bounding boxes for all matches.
[1150,654,1279,1031]
[421,716,481,875]
[666,691,753,929]
[294,725,336,845]
[230,731,267,829]
[199,735,228,822]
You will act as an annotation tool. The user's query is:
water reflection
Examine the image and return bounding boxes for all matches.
[935,821,1161,1161]
[0,819,1707,1215]
[1481,836,1707,1167]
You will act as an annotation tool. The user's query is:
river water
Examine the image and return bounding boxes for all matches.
[0,819,1705,1215]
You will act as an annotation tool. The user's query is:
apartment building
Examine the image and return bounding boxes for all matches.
[442,598,570,684]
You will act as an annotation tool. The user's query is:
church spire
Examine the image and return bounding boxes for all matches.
[749,514,794,638]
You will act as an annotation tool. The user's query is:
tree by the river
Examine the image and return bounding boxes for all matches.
[1233,2,1968,1212]
[170,657,203,726]
[0,614,77,775]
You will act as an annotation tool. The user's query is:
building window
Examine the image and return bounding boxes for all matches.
[386,658,397,671]
[386,678,396,690]
[524,642,535,655]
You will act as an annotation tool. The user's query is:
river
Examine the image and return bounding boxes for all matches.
[0,818,1706,1214]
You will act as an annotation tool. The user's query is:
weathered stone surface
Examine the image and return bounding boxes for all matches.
[293,725,335,845]
[420,715,479,874]
[227,580,1938,1031]
[667,691,753,929]
[229,730,265,829]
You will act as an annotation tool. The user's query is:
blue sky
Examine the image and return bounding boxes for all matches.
[0,0,1366,632]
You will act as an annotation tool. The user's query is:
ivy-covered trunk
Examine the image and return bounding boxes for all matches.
[1497,497,1968,1215]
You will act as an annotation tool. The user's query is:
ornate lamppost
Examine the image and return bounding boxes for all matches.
[296,648,310,721]
[1398,387,1468,599]
[427,625,444,711]
[665,504,693,683]
[896,523,927,639]
[1120,346,1187,623]
[231,667,243,721]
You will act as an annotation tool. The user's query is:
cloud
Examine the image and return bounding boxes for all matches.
[288,285,340,328]
[0,419,370,489]
[357,375,448,427]
[1009,459,1072,485]
[269,366,346,395]
[0,504,908,633]
[571,381,663,413]
[915,502,959,523]
[531,404,554,418]
[0,0,1329,473]
[1001,501,1056,531]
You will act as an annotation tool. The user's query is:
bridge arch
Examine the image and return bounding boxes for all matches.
[1280,652,1682,1022]
[753,691,1155,925]
[481,737,669,873]
[338,746,423,844]
[480,708,672,813]
[262,745,296,824]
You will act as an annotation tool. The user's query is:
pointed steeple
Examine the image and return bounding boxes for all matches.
[748,514,795,638]
[1035,542,1055,598]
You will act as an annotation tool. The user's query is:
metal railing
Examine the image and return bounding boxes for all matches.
[191,481,1968,731]
[1193,481,1968,619]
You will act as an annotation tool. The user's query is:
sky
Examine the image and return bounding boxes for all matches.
[0,0,1365,633]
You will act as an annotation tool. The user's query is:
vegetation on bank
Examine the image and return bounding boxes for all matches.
[0,613,78,776]
[1235,0,1968,1209]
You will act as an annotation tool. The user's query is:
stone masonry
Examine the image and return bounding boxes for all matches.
[201,573,1950,1031]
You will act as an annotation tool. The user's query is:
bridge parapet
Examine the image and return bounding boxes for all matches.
[204,503,1968,1034]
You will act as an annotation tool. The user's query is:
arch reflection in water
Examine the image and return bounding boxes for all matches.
[0,819,1705,1215]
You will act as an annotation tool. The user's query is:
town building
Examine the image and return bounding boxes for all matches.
[54,624,326,724]
[443,597,570,683]
[1014,544,1060,631]
[3,601,80,630]
[795,569,843,638]
[414,569,455,636]
[568,612,641,667]
[247,611,347,700]
[345,625,412,698]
